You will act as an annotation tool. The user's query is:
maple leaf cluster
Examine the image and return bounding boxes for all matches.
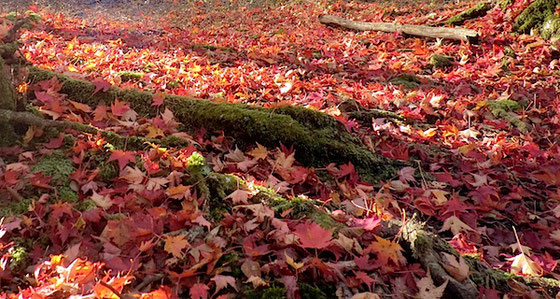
[0,0,559,297]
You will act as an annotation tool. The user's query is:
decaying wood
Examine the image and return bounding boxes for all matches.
[318,14,479,42]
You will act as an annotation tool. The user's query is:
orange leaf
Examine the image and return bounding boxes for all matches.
[164,235,190,258]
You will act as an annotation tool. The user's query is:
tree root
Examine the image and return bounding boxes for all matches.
[380,217,560,297]
[0,109,195,150]
[338,99,411,125]
[26,67,403,182]
[445,2,493,25]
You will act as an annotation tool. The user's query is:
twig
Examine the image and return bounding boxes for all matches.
[3,187,24,202]
[134,274,164,292]
[98,280,124,299]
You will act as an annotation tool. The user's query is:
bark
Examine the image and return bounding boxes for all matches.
[318,14,479,42]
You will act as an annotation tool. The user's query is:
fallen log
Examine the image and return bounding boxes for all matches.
[318,14,479,42]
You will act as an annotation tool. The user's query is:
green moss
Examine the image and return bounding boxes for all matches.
[217,252,243,278]
[488,99,522,112]
[270,196,314,218]
[245,287,286,299]
[117,71,143,82]
[9,246,29,272]
[446,2,492,25]
[0,43,19,61]
[504,46,516,57]
[299,283,331,299]
[500,0,514,10]
[31,150,75,185]
[166,81,179,89]
[9,237,35,272]
[0,198,33,217]
[143,62,156,72]
[428,55,453,68]
[203,173,240,221]
[390,73,421,89]
[75,199,97,211]
[192,44,234,52]
[28,67,398,183]
[57,186,78,203]
[99,161,119,182]
[0,123,18,147]
[106,213,126,220]
[186,152,207,173]
[541,13,560,39]
[269,195,345,231]
[513,0,558,33]
[488,99,527,131]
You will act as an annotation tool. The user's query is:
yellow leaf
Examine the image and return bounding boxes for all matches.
[431,189,448,206]
[507,252,543,277]
[366,236,405,266]
[246,276,268,288]
[440,216,474,235]
[164,235,189,258]
[248,143,268,160]
[285,252,304,271]
[508,227,543,277]
[351,293,381,299]
[145,125,165,138]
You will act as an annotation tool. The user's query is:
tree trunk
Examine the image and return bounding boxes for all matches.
[318,14,479,42]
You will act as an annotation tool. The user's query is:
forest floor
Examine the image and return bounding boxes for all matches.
[0,0,559,298]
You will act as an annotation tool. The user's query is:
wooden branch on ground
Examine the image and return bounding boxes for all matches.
[318,14,479,42]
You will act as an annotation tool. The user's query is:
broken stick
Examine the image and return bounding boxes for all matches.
[318,14,479,42]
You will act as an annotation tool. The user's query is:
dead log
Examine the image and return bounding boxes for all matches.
[318,14,479,42]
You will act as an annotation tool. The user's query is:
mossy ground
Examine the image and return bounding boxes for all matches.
[487,99,527,131]
[429,54,453,68]
[390,73,421,89]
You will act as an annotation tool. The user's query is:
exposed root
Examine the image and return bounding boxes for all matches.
[27,67,402,182]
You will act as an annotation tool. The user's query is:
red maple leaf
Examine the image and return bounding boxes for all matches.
[294,222,333,249]
[92,78,111,95]
[152,94,165,107]
[110,99,131,117]
[43,133,65,149]
[108,150,136,170]
[190,283,209,299]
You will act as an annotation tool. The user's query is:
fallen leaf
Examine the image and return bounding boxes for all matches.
[164,235,189,258]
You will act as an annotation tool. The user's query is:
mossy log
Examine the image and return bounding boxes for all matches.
[26,67,401,182]
[318,14,479,42]
[513,0,559,34]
